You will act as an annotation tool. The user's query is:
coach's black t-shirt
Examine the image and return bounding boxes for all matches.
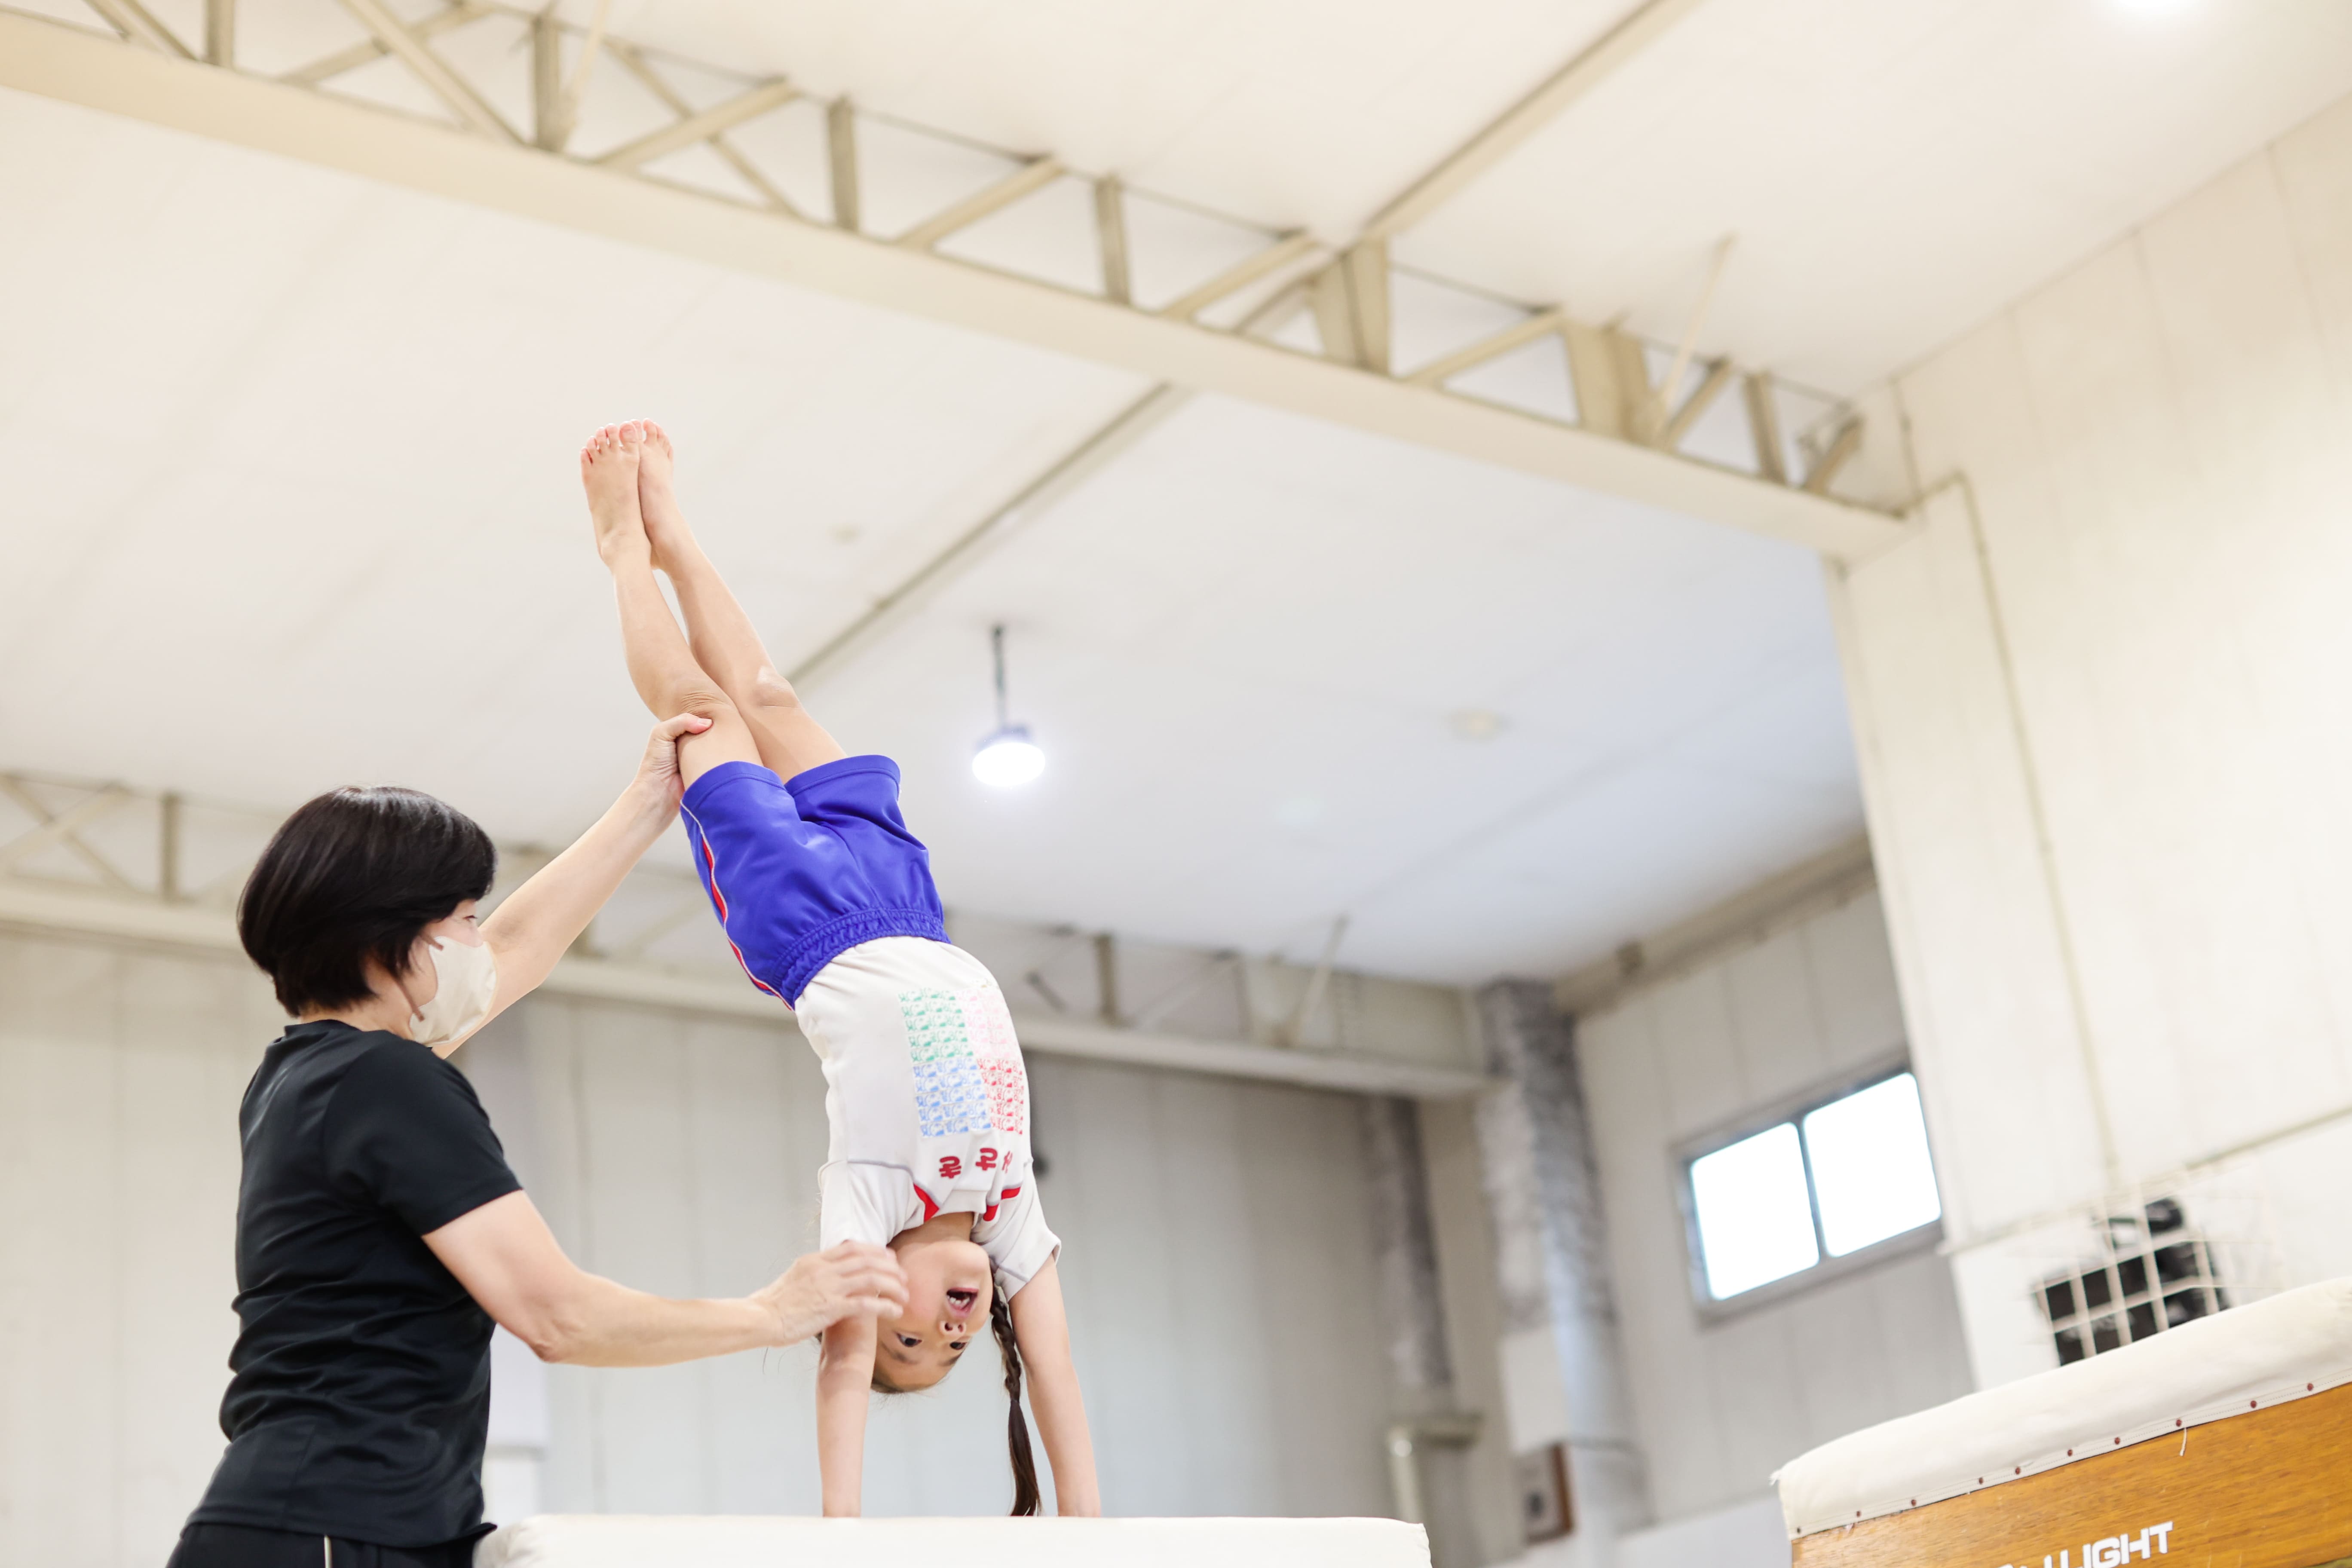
[188,1020,521,1546]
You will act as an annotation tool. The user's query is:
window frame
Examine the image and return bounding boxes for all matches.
[1674,1052,1944,1322]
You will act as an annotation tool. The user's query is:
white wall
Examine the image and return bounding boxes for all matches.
[0,929,267,1568]
[466,990,1418,1520]
[1834,90,2352,1385]
[1573,890,1974,1534]
[0,919,1473,1565]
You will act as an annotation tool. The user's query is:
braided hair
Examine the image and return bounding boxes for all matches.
[991,1290,1040,1516]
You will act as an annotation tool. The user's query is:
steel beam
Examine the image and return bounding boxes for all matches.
[1156,231,1318,321]
[1802,416,1864,495]
[1309,257,1361,367]
[159,790,184,901]
[84,0,189,56]
[1562,321,1659,446]
[785,285,1305,690]
[605,45,797,213]
[592,74,795,171]
[788,383,1192,687]
[0,782,130,873]
[1345,242,1392,373]
[529,9,565,149]
[1658,355,1734,450]
[1309,242,1395,372]
[1405,306,1565,387]
[1094,174,1131,305]
[826,97,858,232]
[1655,232,1735,420]
[0,12,1903,558]
[1744,371,1788,484]
[334,0,515,142]
[0,872,1495,1099]
[1359,0,1713,240]
[280,0,483,88]
[202,0,231,65]
[897,155,1063,249]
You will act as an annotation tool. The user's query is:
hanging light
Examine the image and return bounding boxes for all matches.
[973,624,1045,787]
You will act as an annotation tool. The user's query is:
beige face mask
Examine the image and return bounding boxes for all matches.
[409,934,498,1048]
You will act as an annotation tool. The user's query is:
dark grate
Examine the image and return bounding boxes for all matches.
[2038,1198,2226,1365]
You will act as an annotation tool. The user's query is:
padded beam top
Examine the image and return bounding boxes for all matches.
[1774,1277,2352,1539]
[478,1515,1432,1567]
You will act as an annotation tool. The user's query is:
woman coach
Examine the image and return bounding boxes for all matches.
[165,715,907,1568]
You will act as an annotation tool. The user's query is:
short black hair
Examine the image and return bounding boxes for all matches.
[238,786,497,1016]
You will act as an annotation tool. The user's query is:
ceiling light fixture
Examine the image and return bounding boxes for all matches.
[1450,708,1509,742]
[972,624,1046,788]
[2112,0,2195,15]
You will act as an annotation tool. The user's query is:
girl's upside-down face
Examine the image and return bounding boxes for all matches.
[875,1230,993,1391]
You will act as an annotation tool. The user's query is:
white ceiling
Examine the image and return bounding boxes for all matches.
[819,395,1858,980]
[2,0,2345,984]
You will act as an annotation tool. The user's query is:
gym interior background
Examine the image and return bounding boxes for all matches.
[3,0,2351,1563]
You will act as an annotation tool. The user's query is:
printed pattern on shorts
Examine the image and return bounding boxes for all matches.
[898,984,1028,1139]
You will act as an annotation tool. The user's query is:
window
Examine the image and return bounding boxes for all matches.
[1684,1069,1942,1306]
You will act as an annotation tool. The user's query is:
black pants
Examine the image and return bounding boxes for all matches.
[167,1523,487,1568]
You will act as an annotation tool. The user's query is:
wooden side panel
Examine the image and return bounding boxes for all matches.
[1792,1382,2352,1568]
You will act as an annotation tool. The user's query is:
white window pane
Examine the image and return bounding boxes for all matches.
[1803,1073,1942,1256]
[1690,1123,1819,1298]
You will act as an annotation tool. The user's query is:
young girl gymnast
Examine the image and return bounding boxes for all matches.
[579,420,1100,1519]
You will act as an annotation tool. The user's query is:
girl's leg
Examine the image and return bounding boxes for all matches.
[583,424,762,788]
[637,423,848,782]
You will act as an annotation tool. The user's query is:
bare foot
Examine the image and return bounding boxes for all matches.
[637,420,695,573]
[581,422,648,564]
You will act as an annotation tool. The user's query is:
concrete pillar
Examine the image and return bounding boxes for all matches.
[1473,980,1649,1564]
[1365,1095,1455,1400]
[1362,1095,1483,1568]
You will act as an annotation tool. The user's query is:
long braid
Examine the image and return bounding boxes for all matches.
[991,1291,1040,1516]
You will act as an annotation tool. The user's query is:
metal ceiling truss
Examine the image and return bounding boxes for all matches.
[0,0,1902,562]
[0,769,1492,1097]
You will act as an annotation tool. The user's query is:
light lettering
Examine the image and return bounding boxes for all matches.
[2003,1522,2175,1568]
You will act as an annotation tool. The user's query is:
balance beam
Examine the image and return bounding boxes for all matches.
[477,1516,1432,1567]
[1774,1277,2352,1568]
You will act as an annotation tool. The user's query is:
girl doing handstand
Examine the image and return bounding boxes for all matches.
[580,420,1099,1519]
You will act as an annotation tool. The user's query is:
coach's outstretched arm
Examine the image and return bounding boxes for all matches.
[449,710,712,1052]
[427,1191,909,1368]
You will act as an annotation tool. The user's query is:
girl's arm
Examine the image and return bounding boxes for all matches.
[1009,1258,1100,1516]
[816,1315,878,1516]
[428,1191,906,1366]
[459,714,708,1050]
